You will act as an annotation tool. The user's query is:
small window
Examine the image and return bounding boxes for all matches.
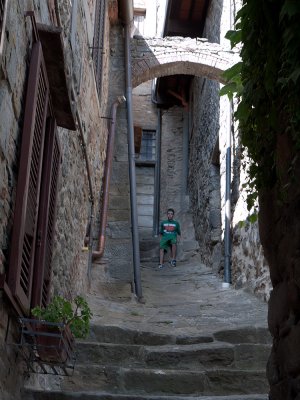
[138,130,156,161]
[133,6,146,36]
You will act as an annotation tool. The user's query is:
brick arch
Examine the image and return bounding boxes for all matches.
[131,37,240,88]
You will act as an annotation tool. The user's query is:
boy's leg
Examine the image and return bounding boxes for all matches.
[171,243,177,259]
[159,236,168,268]
[170,238,177,266]
[159,248,165,265]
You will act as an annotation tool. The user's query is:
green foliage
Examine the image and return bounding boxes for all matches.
[238,211,258,229]
[221,0,300,203]
[31,295,93,339]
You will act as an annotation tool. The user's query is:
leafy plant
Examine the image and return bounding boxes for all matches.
[221,0,300,209]
[31,295,92,339]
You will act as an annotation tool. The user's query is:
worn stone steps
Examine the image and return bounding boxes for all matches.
[139,239,199,263]
[27,364,267,396]
[89,325,270,346]
[24,390,268,400]
[75,341,270,370]
[23,257,271,399]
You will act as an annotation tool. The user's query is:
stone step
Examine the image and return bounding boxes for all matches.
[142,342,270,370]
[139,239,199,262]
[75,341,270,371]
[89,324,214,345]
[28,365,267,396]
[23,389,269,400]
[89,325,271,346]
[213,327,272,345]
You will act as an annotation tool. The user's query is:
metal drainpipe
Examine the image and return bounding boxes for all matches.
[223,100,232,287]
[223,0,233,288]
[124,23,143,301]
[153,108,161,236]
[75,111,94,282]
[92,97,124,260]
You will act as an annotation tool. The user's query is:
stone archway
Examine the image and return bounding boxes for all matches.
[131,36,240,87]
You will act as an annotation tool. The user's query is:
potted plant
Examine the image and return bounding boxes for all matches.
[31,295,92,363]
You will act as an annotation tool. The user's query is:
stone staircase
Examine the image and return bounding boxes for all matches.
[139,237,199,264]
[23,323,270,399]
[23,245,271,400]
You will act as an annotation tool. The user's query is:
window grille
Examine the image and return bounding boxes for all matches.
[139,130,156,161]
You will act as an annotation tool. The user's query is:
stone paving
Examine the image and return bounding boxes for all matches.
[87,254,269,339]
[24,254,271,399]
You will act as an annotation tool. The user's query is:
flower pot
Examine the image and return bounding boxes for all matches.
[35,322,74,364]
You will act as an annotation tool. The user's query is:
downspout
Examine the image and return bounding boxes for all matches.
[92,97,124,260]
[122,0,143,300]
[223,0,233,288]
[223,100,232,287]
[153,108,161,236]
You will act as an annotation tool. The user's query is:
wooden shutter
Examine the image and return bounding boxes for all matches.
[0,0,8,57]
[134,126,143,154]
[31,118,61,309]
[7,41,50,313]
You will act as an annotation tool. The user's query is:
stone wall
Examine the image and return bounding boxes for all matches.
[160,107,185,216]
[186,0,271,301]
[102,24,133,283]
[0,0,110,397]
[188,76,222,269]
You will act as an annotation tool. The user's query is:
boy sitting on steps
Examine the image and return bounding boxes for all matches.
[158,208,181,269]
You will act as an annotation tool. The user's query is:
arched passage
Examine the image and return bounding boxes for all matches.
[131,36,240,87]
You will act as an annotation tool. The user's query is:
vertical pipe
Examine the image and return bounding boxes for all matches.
[124,23,143,300]
[182,110,189,195]
[87,201,94,283]
[153,108,162,235]
[223,100,232,287]
[92,99,123,260]
[223,0,233,287]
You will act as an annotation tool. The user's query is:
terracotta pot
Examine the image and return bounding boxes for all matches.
[35,323,74,363]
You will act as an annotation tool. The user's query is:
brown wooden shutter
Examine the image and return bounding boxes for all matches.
[31,118,61,308]
[7,41,50,313]
[134,126,143,154]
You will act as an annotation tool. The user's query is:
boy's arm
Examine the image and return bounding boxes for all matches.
[177,221,181,236]
[159,221,164,236]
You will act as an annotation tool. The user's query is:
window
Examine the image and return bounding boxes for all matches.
[133,7,146,36]
[138,130,156,161]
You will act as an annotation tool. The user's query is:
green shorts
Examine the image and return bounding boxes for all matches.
[160,235,177,250]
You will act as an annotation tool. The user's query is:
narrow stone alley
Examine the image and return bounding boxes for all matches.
[24,251,271,399]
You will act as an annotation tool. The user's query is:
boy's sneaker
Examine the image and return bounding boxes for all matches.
[171,259,176,267]
[158,264,164,269]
